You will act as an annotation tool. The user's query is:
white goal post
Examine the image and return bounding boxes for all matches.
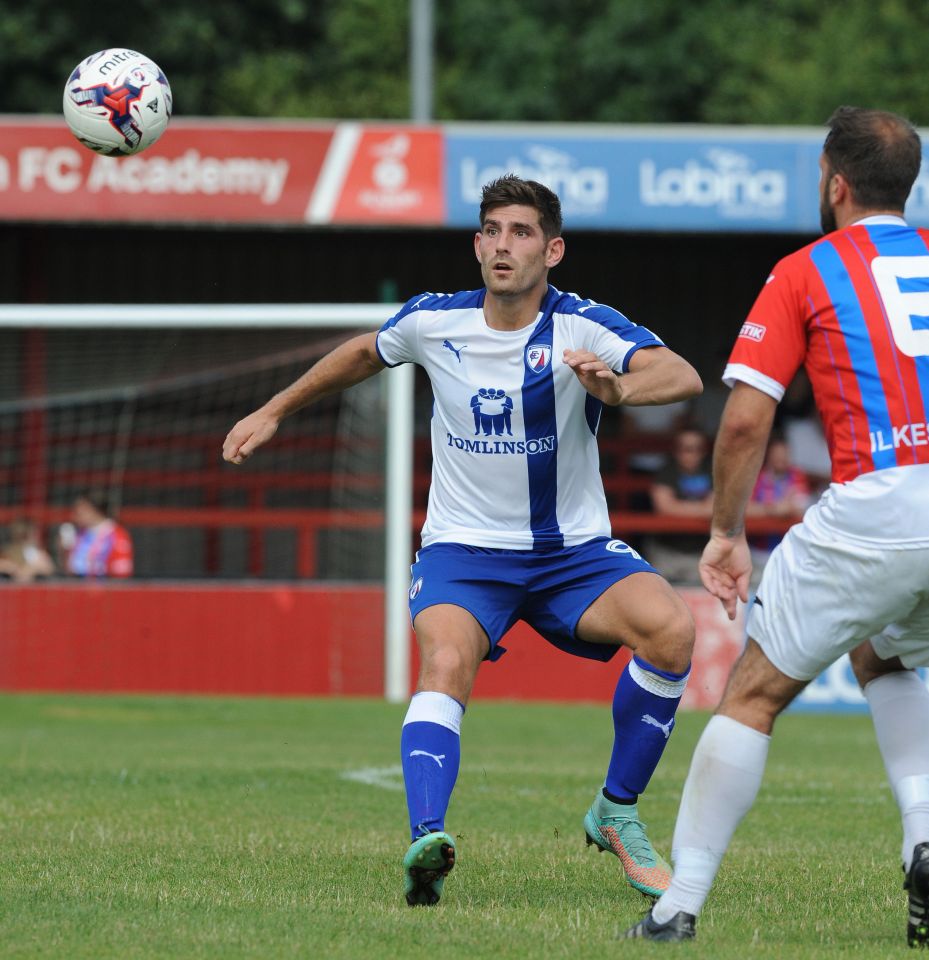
[0,303,414,704]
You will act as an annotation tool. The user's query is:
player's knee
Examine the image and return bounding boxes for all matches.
[419,643,480,688]
[848,641,904,690]
[848,645,876,688]
[637,602,695,675]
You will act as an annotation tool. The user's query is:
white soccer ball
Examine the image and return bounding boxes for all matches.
[63,48,172,156]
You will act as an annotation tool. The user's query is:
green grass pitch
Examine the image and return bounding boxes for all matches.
[0,693,908,958]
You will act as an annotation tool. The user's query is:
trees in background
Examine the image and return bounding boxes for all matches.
[5,0,928,125]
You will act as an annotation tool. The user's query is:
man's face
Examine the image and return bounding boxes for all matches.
[819,154,838,234]
[71,498,99,529]
[474,204,563,298]
[674,431,707,471]
[765,440,791,473]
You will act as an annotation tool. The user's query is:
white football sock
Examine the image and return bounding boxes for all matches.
[652,714,770,923]
[863,671,929,869]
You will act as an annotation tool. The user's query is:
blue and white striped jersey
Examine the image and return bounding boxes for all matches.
[376,284,663,550]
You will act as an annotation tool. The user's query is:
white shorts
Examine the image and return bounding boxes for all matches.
[749,468,929,681]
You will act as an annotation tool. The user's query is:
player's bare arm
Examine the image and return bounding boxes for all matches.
[699,382,778,618]
[563,345,701,407]
[223,331,384,464]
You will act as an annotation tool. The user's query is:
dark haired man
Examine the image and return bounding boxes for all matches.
[625,108,929,946]
[224,174,703,908]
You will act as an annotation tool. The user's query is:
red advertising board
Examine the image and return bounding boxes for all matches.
[316,125,445,225]
[0,116,446,226]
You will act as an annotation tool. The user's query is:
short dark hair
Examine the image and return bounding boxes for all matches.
[479,175,563,240]
[823,106,923,211]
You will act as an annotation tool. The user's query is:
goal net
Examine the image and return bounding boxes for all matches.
[0,305,418,579]
[0,304,416,700]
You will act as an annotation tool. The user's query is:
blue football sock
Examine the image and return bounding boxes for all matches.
[605,655,689,801]
[400,691,464,840]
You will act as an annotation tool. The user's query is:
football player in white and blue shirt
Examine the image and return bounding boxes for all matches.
[223,175,704,907]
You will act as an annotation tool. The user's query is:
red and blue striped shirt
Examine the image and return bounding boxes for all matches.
[725,216,929,483]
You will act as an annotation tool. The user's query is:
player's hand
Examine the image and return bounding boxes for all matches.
[223,409,281,464]
[562,349,623,405]
[699,532,752,620]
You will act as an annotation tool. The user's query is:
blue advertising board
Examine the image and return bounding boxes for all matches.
[445,124,929,233]
[792,657,929,714]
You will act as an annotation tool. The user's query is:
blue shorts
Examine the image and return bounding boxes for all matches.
[407,537,659,662]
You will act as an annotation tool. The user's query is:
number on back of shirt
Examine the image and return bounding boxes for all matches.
[871,255,929,357]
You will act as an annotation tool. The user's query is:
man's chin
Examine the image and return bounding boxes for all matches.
[486,276,521,297]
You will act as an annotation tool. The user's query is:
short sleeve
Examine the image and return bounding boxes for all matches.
[724,256,809,401]
[375,293,430,367]
[571,299,664,373]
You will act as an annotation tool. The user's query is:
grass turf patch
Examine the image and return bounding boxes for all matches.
[0,693,905,958]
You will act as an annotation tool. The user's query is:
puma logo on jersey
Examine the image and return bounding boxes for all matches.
[641,714,674,739]
[442,339,466,362]
[409,749,446,767]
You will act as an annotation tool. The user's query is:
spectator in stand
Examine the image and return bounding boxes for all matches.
[0,517,56,581]
[645,427,714,586]
[746,436,811,580]
[620,399,693,475]
[60,493,134,578]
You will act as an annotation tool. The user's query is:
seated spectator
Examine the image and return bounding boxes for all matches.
[621,399,693,475]
[745,436,811,580]
[59,493,134,578]
[0,517,56,581]
[645,427,713,586]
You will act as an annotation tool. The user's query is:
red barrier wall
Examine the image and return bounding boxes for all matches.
[0,583,384,696]
[0,583,744,705]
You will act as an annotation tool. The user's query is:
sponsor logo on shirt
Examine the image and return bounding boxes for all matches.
[870,422,929,453]
[445,433,556,455]
[446,386,556,455]
[738,321,766,342]
[470,387,514,437]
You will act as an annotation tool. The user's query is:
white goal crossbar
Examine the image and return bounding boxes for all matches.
[0,303,413,703]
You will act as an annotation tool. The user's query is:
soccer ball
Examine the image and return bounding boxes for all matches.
[63,48,172,156]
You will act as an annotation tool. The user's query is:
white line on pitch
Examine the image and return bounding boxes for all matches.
[340,765,405,792]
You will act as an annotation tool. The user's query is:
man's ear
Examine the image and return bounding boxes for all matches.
[545,236,565,268]
[830,172,850,206]
[474,231,482,261]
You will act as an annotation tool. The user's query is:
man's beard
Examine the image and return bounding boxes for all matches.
[820,195,837,234]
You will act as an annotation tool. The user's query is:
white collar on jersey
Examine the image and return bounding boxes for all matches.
[850,214,907,226]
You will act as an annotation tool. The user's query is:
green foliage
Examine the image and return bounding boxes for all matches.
[3,0,929,123]
[0,693,908,959]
